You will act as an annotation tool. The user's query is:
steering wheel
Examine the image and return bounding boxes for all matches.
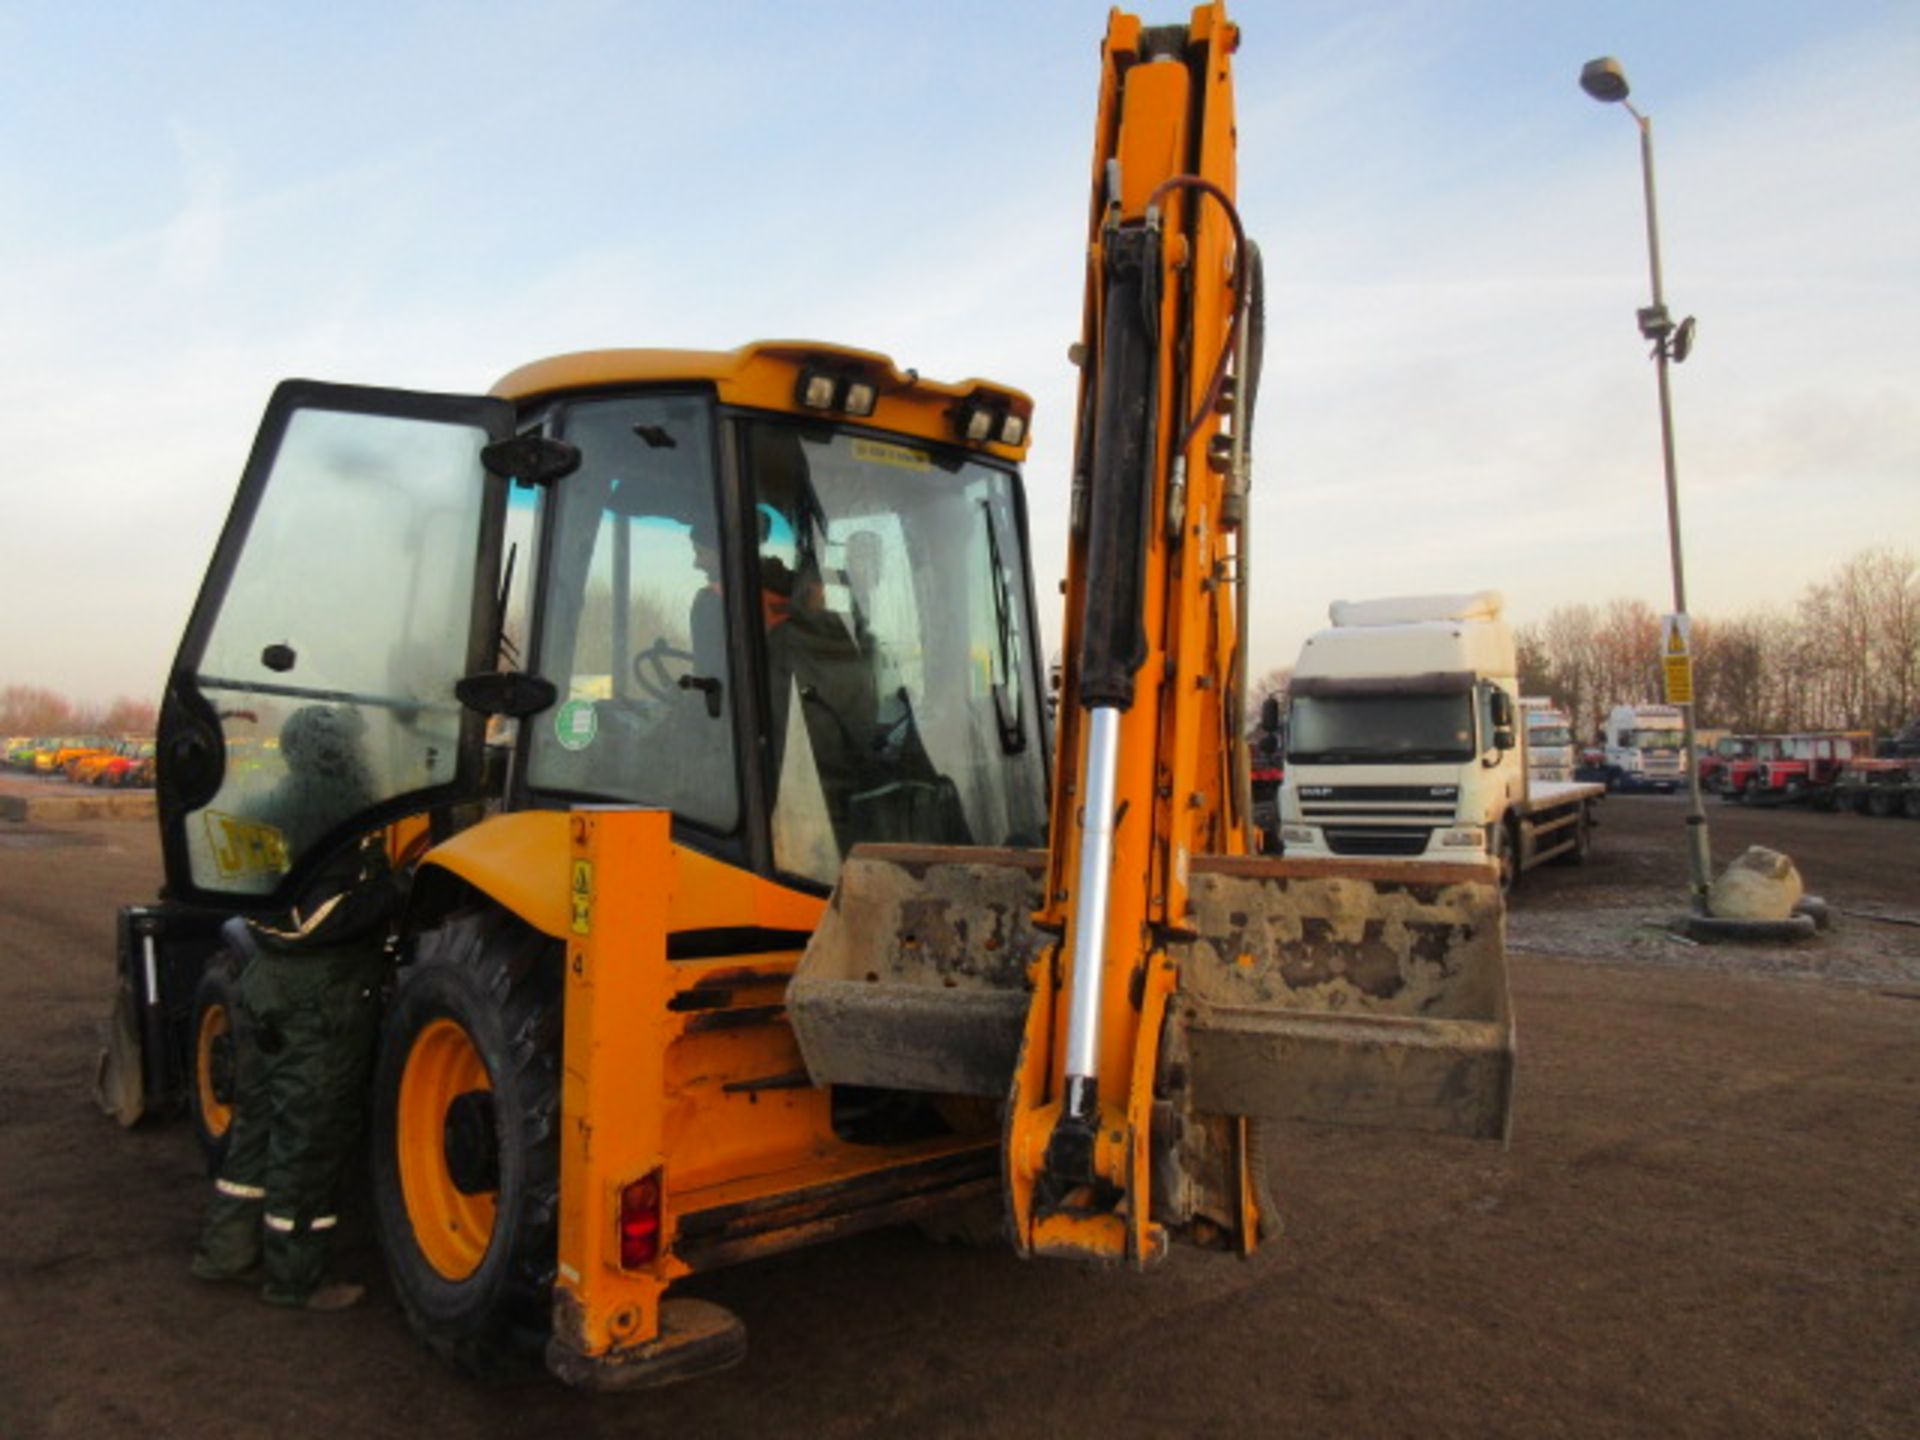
[631,638,696,703]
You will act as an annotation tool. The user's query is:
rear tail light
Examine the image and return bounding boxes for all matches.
[619,1172,663,1269]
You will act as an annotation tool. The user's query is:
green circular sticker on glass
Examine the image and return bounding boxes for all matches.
[555,698,598,752]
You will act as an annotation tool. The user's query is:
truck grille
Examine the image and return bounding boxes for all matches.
[1324,827,1433,857]
[1295,785,1453,858]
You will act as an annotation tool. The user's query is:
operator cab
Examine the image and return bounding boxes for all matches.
[156,344,1049,908]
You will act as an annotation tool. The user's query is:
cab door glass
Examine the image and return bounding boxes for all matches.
[524,395,737,831]
[179,401,501,896]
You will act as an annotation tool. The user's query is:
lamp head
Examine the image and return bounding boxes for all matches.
[1580,57,1630,103]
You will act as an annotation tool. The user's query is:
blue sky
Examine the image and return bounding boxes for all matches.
[2,1,1915,702]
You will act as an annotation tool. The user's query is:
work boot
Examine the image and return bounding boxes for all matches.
[299,1281,366,1312]
[190,1255,262,1287]
[261,1278,365,1311]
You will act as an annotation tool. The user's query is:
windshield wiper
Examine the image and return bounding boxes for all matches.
[980,500,1027,755]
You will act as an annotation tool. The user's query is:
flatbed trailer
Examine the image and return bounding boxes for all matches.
[1514,780,1606,871]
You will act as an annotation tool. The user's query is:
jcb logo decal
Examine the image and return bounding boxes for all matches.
[205,813,289,878]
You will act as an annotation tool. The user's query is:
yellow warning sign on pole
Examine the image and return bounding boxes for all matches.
[1663,655,1694,704]
[1660,613,1693,704]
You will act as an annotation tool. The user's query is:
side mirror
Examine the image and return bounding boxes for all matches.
[456,671,558,719]
[480,434,581,486]
[1260,695,1282,733]
[1494,727,1516,752]
[1489,689,1514,729]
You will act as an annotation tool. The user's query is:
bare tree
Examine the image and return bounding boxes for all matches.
[0,686,80,735]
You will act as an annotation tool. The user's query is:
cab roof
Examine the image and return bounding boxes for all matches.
[489,340,1034,461]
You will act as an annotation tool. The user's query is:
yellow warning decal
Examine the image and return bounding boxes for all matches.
[852,438,930,471]
[205,813,289,879]
[570,859,593,935]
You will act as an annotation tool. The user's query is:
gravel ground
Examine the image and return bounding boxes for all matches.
[1509,793,1920,988]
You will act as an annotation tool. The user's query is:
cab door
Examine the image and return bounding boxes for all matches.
[157,380,516,909]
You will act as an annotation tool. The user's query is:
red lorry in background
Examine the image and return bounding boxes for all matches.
[1834,720,1920,818]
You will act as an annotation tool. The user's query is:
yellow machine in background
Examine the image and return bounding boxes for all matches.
[134,3,1511,1390]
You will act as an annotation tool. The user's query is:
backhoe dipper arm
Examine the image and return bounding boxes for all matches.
[1008,2,1257,1264]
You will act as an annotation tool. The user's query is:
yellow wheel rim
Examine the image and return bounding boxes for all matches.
[195,1002,234,1139]
[397,1018,499,1282]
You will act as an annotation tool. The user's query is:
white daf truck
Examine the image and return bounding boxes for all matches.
[1277,592,1603,891]
[1520,697,1575,784]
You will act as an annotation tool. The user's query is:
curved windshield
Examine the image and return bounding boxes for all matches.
[1287,692,1476,764]
[1528,725,1572,747]
[1629,729,1683,750]
[746,422,1048,884]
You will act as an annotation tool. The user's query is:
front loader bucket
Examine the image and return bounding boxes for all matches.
[788,845,1046,1097]
[1172,856,1513,1140]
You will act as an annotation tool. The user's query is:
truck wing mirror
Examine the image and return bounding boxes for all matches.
[1259,695,1282,733]
[1489,689,1514,728]
[1494,727,1516,752]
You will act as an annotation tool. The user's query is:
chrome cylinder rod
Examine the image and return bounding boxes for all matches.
[1062,704,1124,1113]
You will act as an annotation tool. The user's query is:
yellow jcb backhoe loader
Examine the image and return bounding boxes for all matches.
[111,3,1511,1389]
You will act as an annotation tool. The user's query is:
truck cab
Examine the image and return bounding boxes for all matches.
[1754,732,1858,805]
[1716,734,1787,799]
[1520,698,1574,784]
[1276,592,1598,888]
[1601,703,1686,792]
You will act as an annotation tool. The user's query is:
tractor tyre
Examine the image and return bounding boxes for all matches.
[371,908,562,1379]
[1904,789,1920,820]
[1867,787,1897,819]
[189,956,244,1174]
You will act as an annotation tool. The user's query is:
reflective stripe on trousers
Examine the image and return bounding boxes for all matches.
[264,1213,338,1233]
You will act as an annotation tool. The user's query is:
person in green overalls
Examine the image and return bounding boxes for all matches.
[191,705,400,1311]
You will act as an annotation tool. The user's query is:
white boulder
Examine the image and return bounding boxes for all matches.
[1708,846,1804,922]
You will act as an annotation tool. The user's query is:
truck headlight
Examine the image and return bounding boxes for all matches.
[1439,828,1486,848]
[1280,824,1317,847]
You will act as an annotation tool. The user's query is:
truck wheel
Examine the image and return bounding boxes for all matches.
[1867,787,1897,818]
[190,956,244,1174]
[1490,820,1518,896]
[1553,805,1592,866]
[372,909,562,1379]
[1904,790,1920,820]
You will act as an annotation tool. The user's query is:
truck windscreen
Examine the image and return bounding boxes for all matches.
[1287,693,1476,764]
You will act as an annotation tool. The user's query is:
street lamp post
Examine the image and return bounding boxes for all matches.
[1580,56,1715,915]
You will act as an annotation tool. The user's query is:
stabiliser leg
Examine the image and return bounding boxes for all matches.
[544,809,746,1391]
